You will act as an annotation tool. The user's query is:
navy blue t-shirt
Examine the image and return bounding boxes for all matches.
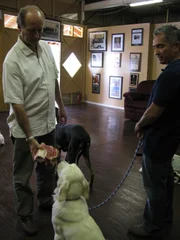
[143,59,180,162]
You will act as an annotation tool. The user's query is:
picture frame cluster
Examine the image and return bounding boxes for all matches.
[89,28,144,96]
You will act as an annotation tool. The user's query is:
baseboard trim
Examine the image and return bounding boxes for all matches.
[85,101,124,110]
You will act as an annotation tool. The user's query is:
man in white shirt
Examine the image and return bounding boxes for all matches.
[2,5,67,236]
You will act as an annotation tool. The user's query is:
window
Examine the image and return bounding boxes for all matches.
[4,14,17,29]
[63,24,83,38]
[74,26,83,38]
[63,24,73,36]
[61,13,78,21]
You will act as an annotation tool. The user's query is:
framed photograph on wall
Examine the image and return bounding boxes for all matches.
[89,31,107,51]
[131,28,143,46]
[111,33,124,52]
[90,52,103,68]
[130,53,142,72]
[114,53,122,67]
[41,19,61,41]
[92,74,101,94]
[130,73,139,87]
[109,76,123,99]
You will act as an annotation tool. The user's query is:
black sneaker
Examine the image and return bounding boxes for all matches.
[20,217,38,236]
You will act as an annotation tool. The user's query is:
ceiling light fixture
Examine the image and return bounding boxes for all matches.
[130,0,163,7]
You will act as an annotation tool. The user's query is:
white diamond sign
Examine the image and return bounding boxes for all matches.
[63,52,82,77]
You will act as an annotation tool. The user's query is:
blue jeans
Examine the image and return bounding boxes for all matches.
[142,154,174,232]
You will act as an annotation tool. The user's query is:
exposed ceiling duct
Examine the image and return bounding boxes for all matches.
[84,0,163,11]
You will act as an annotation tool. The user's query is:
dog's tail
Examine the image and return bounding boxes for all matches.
[76,142,90,165]
[76,142,94,189]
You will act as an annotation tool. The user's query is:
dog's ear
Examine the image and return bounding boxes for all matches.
[56,180,70,201]
[57,161,68,176]
[82,178,89,200]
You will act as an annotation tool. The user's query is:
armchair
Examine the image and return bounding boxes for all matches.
[123,80,155,122]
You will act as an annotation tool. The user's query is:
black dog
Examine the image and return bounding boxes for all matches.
[55,124,95,188]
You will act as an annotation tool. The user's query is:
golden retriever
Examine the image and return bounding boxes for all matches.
[52,161,105,240]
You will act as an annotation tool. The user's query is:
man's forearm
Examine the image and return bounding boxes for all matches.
[55,80,64,109]
[138,114,157,129]
[12,103,33,138]
[137,102,165,130]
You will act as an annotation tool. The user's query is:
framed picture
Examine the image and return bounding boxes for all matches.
[89,31,107,51]
[111,33,124,52]
[131,28,143,46]
[130,73,139,87]
[130,53,142,72]
[114,53,122,68]
[90,52,103,68]
[109,76,123,99]
[92,74,101,94]
[129,87,137,92]
[41,19,61,42]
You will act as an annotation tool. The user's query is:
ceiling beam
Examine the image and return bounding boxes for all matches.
[84,0,163,11]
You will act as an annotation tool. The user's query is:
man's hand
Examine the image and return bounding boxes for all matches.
[135,122,144,139]
[29,138,41,157]
[134,102,165,140]
[58,108,67,125]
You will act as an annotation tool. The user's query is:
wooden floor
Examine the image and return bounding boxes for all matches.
[0,103,180,240]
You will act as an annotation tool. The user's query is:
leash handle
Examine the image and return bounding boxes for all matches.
[135,138,143,156]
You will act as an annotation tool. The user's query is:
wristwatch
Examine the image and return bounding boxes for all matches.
[26,136,34,142]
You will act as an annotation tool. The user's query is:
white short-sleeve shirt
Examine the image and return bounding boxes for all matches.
[3,37,58,138]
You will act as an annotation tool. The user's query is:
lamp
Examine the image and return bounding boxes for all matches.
[130,0,163,7]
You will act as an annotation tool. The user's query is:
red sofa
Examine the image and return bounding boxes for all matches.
[123,80,155,122]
